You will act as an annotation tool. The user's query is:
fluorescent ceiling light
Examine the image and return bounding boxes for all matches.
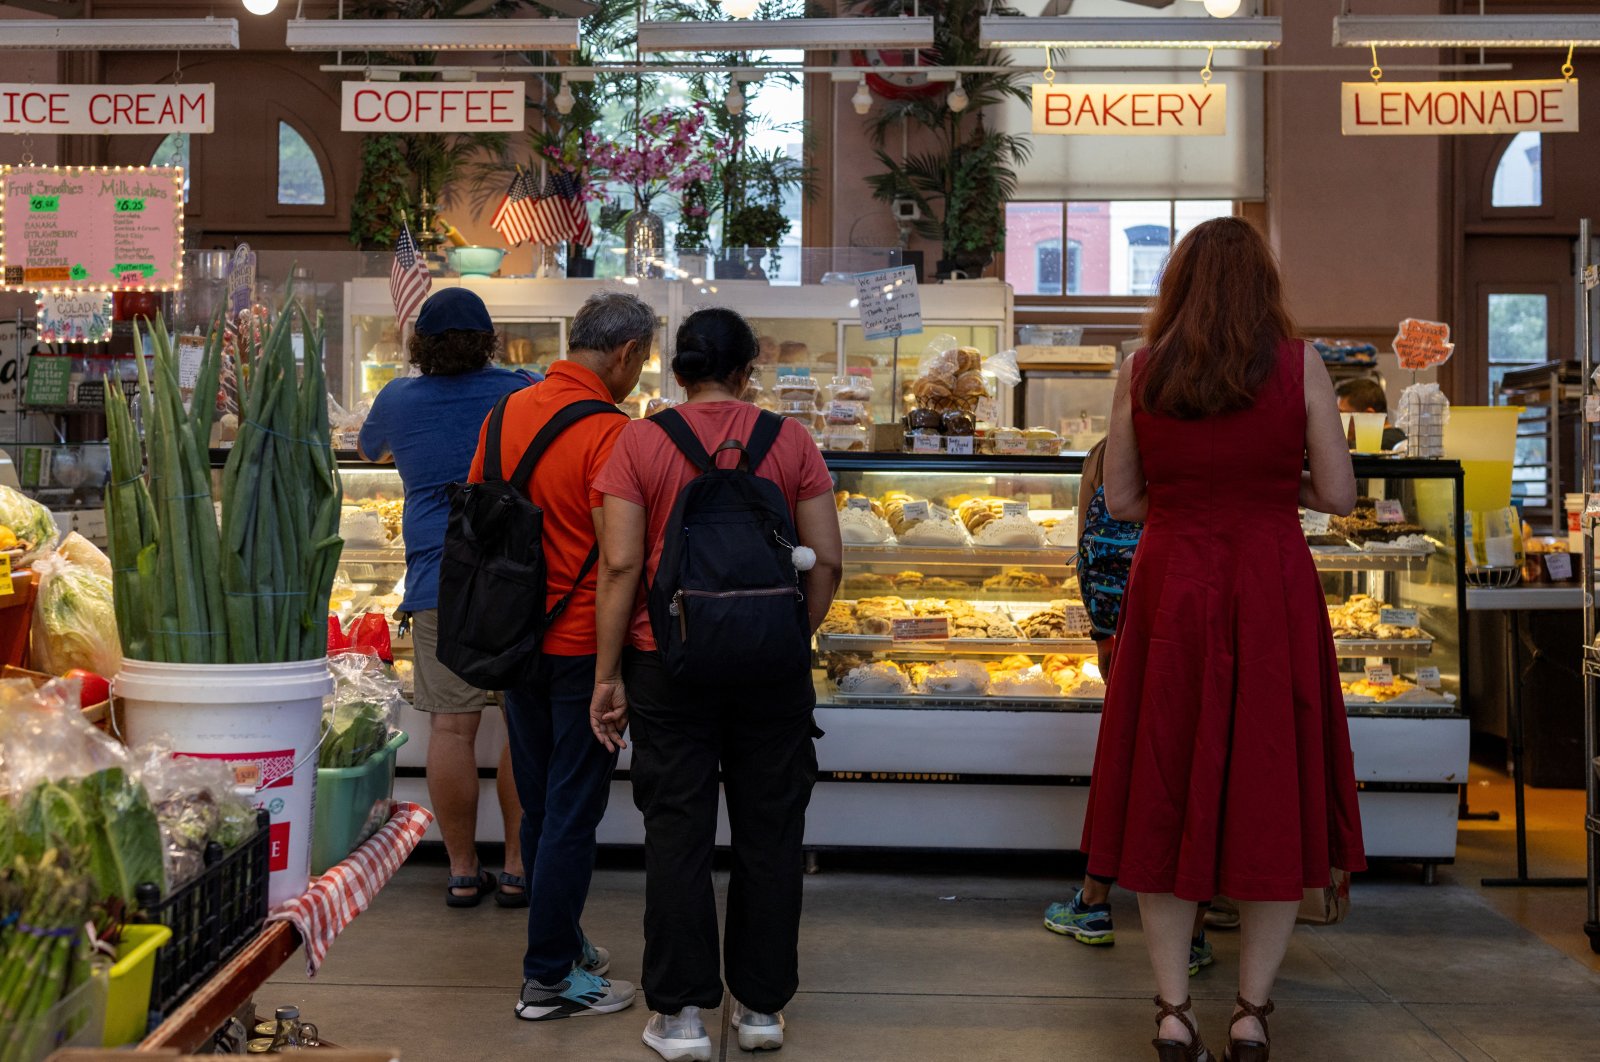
[285,17,581,52]
[636,17,935,53]
[1332,15,1600,49]
[0,17,240,50]
[978,15,1281,50]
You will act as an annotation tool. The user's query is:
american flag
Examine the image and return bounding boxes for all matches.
[390,223,431,331]
[526,171,578,246]
[490,169,538,247]
[551,169,594,248]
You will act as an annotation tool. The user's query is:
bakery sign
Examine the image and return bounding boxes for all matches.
[0,84,214,134]
[1031,83,1226,136]
[1342,79,1579,136]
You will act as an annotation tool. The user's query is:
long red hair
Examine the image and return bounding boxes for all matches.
[1136,216,1296,420]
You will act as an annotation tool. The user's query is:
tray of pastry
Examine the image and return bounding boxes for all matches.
[843,545,1075,567]
[826,691,1105,711]
[1331,638,1434,656]
[1309,547,1434,572]
[816,633,1100,654]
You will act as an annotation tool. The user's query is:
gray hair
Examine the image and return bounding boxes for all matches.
[569,291,657,356]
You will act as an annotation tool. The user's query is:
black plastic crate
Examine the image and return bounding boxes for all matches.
[134,809,272,1018]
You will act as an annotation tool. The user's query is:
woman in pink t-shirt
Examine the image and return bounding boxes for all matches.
[591,308,842,1062]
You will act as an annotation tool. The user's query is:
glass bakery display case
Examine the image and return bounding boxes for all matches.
[801,452,1469,874]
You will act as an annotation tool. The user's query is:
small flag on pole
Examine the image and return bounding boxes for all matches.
[490,169,539,247]
[390,222,431,331]
[550,170,594,248]
[526,169,578,247]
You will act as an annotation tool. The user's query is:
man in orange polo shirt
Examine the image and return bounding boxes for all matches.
[468,291,656,1021]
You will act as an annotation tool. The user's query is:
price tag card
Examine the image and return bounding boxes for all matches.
[1301,510,1331,535]
[910,434,942,454]
[930,504,953,522]
[1545,552,1574,580]
[994,435,1027,454]
[891,616,951,642]
[1374,499,1405,524]
[945,435,974,455]
[1379,608,1420,627]
[1587,395,1600,425]
[0,554,12,597]
[1002,501,1029,518]
[1062,604,1092,636]
[900,500,930,524]
[1365,664,1395,687]
[846,496,873,512]
[1416,666,1442,689]
[1484,535,1516,568]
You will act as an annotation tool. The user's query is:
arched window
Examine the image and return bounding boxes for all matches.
[277,121,326,206]
[1036,238,1063,296]
[150,133,190,203]
[1491,131,1541,208]
[1125,224,1171,296]
[1065,239,1083,295]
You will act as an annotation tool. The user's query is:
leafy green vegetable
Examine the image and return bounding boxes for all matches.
[0,484,60,565]
[321,700,391,769]
[32,559,121,677]
[77,766,165,904]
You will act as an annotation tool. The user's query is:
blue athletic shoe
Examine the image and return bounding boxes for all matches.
[514,967,636,1021]
[1044,888,1115,944]
[1189,932,1214,976]
[580,934,610,977]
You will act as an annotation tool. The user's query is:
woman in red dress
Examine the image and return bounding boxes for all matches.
[1081,218,1366,1062]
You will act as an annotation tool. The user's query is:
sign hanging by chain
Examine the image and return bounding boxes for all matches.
[1031,83,1226,136]
[0,84,214,134]
[341,82,524,132]
[0,165,184,293]
[1342,79,1579,136]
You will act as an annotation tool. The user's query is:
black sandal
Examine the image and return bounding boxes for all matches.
[1153,996,1212,1062]
[495,872,530,908]
[445,868,496,908]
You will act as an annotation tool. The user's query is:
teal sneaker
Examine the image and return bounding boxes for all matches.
[1188,932,1214,976]
[1044,888,1115,944]
[579,934,610,977]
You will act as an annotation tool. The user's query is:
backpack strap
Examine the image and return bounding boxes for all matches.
[649,406,714,473]
[481,394,514,483]
[507,399,625,494]
[742,410,785,472]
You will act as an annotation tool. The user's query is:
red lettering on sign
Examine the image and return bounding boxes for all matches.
[1158,94,1183,125]
[353,88,380,123]
[1404,93,1431,124]
[1542,87,1561,123]
[490,88,512,122]
[269,821,290,872]
[1488,92,1511,124]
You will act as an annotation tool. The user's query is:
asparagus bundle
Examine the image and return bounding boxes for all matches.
[104,294,344,664]
[0,851,96,1062]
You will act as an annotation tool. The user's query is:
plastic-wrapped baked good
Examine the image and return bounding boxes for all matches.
[838,508,895,544]
[907,408,944,430]
[823,425,870,452]
[975,514,1046,548]
[955,346,982,373]
[953,371,988,400]
[942,410,976,436]
[920,659,990,695]
[829,374,875,403]
[774,374,819,402]
[825,400,872,426]
[839,661,911,695]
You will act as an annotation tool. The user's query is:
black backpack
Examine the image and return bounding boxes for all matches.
[436,395,625,690]
[646,407,811,685]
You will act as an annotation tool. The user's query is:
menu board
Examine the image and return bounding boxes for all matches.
[0,165,184,292]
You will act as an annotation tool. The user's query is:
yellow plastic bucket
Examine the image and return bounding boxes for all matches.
[104,923,173,1046]
[1442,405,1524,512]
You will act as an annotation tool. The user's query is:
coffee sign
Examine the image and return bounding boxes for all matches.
[1032,83,1226,136]
[341,82,524,132]
[1342,79,1579,136]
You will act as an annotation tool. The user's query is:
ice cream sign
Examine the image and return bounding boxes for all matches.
[0,84,213,134]
[1031,83,1226,136]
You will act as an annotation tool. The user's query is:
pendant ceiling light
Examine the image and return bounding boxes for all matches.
[285,17,582,51]
[0,17,241,50]
[243,0,279,15]
[1332,14,1600,49]
[978,15,1281,50]
[636,17,935,53]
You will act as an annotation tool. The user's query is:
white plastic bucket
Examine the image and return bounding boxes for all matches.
[115,658,334,909]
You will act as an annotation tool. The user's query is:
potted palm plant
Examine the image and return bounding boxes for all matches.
[852,0,1031,279]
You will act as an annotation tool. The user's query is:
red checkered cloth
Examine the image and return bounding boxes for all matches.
[268,801,434,978]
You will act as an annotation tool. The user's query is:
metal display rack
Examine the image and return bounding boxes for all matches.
[1581,218,1600,953]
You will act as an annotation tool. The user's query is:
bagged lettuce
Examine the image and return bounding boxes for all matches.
[0,483,59,565]
[31,552,122,678]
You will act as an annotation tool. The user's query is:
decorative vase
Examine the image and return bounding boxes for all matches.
[714,254,748,280]
[567,251,596,279]
[625,208,666,278]
[747,247,769,281]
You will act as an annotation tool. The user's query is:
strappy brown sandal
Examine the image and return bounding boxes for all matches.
[1224,995,1274,1062]
[1152,996,1211,1062]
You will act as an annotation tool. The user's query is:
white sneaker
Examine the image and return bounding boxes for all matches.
[730,999,785,1052]
[643,1007,713,1062]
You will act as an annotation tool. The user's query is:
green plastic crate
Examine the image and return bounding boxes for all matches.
[312,731,408,874]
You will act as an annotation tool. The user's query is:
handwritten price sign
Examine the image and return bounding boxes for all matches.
[1393,318,1454,370]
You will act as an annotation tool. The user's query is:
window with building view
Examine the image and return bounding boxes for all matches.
[1005,200,1235,298]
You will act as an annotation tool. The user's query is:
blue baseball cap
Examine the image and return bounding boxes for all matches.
[415,287,494,335]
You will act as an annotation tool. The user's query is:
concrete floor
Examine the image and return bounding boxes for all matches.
[268,767,1600,1061]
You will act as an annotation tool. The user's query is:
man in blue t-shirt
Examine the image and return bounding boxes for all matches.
[358,287,538,909]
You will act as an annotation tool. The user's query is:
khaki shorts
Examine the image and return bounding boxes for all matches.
[410,610,492,714]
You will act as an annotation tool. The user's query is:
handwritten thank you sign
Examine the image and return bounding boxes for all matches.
[1,165,184,292]
[1393,319,1454,370]
[854,266,923,341]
